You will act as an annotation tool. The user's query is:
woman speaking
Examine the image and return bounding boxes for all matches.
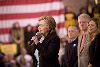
[31,16,60,67]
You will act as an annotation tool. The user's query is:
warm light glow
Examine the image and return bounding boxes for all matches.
[95,0,98,4]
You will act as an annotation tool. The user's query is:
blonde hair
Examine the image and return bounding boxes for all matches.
[39,16,56,32]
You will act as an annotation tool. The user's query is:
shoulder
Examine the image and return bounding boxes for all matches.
[47,31,60,40]
[25,54,32,61]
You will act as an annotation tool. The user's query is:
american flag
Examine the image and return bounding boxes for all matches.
[0,0,66,43]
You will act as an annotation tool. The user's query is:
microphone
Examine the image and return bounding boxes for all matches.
[28,32,42,45]
[35,32,41,37]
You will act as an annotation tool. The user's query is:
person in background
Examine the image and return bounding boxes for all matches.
[78,7,89,17]
[31,16,60,67]
[24,24,38,67]
[4,53,17,67]
[91,4,100,20]
[16,48,33,67]
[58,38,66,67]
[77,13,91,67]
[0,53,5,67]
[64,7,77,30]
[63,26,79,67]
[88,18,100,67]
[11,22,24,56]
[24,24,37,55]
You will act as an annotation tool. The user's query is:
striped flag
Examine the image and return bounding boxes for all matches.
[0,0,66,43]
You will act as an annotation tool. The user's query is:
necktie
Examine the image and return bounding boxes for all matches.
[80,34,86,52]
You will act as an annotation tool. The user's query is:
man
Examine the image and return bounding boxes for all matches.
[63,26,79,67]
[77,13,91,67]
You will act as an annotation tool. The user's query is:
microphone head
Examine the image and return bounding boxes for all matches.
[36,32,41,36]
[28,32,42,45]
[36,32,42,39]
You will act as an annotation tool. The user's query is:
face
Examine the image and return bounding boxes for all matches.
[78,18,88,31]
[15,22,20,28]
[68,26,79,39]
[27,25,32,31]
[38,20,50,36]
[88,20,97,34]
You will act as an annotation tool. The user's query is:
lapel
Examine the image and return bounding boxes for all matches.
[69,38,78,60]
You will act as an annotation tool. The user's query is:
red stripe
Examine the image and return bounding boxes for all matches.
[0,28,11,35]
[57,22,64,28]
[0,26,36,35]
[0,0,62,6]
[0,22,64,34]
[0,9,64,20]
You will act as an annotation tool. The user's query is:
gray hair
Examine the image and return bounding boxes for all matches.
[78,13,91,22]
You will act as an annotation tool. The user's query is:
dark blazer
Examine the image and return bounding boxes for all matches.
[63,38,78,67]
[33,31,60,67]
[89,33,100,67]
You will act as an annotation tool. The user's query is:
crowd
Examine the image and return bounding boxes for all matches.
[0,2,100,67]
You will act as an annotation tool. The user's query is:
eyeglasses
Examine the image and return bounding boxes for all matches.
[38,24,49,27]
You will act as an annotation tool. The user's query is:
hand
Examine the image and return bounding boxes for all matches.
[31,36,39,45]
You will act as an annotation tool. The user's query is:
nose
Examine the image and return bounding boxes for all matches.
[79,22,84,26]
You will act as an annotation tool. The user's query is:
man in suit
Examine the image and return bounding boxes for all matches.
[77,13,91,67]
[63,26,79,67]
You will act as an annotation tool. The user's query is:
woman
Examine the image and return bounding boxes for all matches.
[88,18,100,67]
[31,16,60,67]
[11,22,24,56]
[11,22,24,46]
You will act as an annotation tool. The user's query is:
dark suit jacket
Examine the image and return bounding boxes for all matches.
[33,31,60,67]
[63,38,78,67]
[89,33,100,67]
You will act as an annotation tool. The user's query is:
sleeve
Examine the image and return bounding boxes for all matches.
[36,36,60,60]
[93,34,100,60]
